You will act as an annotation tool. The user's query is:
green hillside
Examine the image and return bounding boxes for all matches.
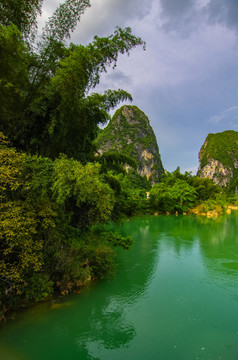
[199,130,238,169]
[97,105,164,183]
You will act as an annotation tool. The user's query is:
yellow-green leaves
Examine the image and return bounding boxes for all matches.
[0,137,53,295]
[0,201,43,292]
[53,157,115,224]
[0,136,125,312]
[0,133,27,196]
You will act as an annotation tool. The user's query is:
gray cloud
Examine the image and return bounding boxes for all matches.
[159,0,238,36]
[94,70,132,94]
[157,0,205,37]
[39,0,151,41]
[206,0,238,32]
[39,0,238,172]
[160,0,195,17]
[71,0,152,44]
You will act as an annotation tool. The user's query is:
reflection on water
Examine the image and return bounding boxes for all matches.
[1,213,238,359]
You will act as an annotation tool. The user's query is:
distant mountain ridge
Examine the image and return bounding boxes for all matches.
[96,105,164,183]
[197,130,238,186]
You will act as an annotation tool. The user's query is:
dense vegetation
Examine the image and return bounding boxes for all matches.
[198,130,238,170]
[1,0,237,323]
[0,1,145,162]
[0,0,147,320]
[96,105,164,183]
[149,167,224,214]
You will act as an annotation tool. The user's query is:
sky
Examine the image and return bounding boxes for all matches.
[39,0,238,173]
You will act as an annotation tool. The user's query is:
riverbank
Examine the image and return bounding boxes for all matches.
[188,203,238,218]
[1,213,238,360]
[2,204,237,324]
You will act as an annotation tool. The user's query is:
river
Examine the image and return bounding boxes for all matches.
[1,213,238,360]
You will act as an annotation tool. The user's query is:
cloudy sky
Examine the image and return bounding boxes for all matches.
[40,0,238,173]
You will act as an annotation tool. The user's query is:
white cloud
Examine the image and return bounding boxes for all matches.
[209,106,238,125]
[37,0,61,31]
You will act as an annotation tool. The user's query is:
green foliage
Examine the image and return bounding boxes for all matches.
[93,151,150,218]
[0,25,30,133]
[0,133,27,197]
[101,231,134,250]
[52,156,115,225]
[0,2,145,161]
[97,151,137,174]
[159,167,219,200]
[0,0,43,38]
[187,176,219,200]
[89,245,116,279]
[225,168,238,197]
[0,138,126,316]
[0,133,146,317]
[96,105,164,183]
[150,179,197,213]
[195,197,225,215]
[110,173,150,219]
[0,1,145,317]
[199,130,238,170]
[22,273,53,302]
[0,138,56,308]
[0,201,43,291]
[42,0,90,42]
[149,167,221,214]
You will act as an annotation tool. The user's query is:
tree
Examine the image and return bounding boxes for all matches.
[0,24,30,137]
[0,133,52,305]
[149,182,174,213]
[0,0,43,38]
[0,134,134,314]
[150,171,198,213]
[187,176,219,201]
[22,28,144,160]
[97,151,137,175]
[52,156,115,226]
[168,179,197,212]
[0,1,145,162]
[0,1,144,316]
[149,167,222,213]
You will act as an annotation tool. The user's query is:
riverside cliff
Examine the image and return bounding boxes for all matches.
[197,130,238,186]
[96,105,164,183]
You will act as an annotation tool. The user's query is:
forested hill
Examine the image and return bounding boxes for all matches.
[197,130,238,186]
[96,105,164,183]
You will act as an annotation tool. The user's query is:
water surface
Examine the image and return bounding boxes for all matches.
[1,213,238,360]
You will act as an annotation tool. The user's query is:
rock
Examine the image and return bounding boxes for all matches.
[197,130,238,186]
[96,105,164,183]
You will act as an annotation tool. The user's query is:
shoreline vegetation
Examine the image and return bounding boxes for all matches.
[1,138,237,323]
[0,0,145,323]
[153,205,238,218]
[1,204,237,324]
[1,1,238,324]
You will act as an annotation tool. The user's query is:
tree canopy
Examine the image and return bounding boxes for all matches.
[0,0,145,161]
[0,0,145,319]
[0,0,43,37]
[149,167,221,214]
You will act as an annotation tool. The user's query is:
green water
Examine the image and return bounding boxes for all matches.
[1,213,238,360]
